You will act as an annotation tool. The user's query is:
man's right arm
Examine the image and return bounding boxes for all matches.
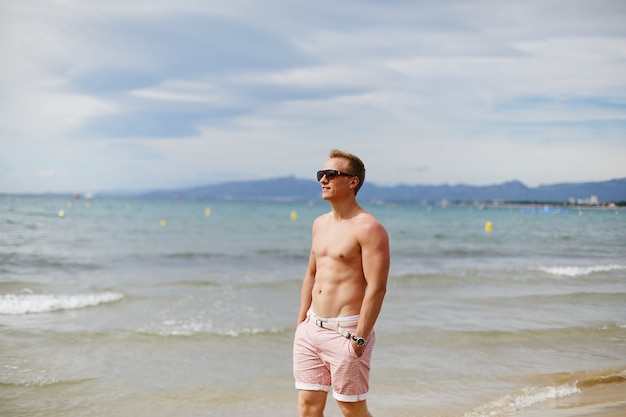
[297,249,316,325]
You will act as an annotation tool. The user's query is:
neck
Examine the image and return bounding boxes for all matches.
[329,196,361,220]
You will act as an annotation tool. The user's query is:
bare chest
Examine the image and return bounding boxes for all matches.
[313,225,361,261]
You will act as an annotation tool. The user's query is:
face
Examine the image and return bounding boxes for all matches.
[318,157,356,200]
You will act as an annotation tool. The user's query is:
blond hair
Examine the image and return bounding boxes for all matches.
[328,149,366,195]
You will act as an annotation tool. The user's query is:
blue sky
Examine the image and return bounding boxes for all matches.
[1,0,625,194]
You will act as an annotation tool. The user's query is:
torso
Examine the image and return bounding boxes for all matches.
[310,210,371,318]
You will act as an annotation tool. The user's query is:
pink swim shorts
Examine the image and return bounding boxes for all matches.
[293,311,376,402]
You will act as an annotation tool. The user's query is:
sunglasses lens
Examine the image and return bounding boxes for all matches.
[317,170,338,181]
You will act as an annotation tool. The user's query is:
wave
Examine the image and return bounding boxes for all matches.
[163,249,307,261]
[535,264,626,277]
[0,377,95,388]
[255,248,308,259]
[0,252,101,272]
[0,292,124,315]
[164,251,225,259]
[392,272,499,287]
[136,322,292,338]
[463,384,580,417]
[477,291,626,308]
[575,367,626,388]
[145,277,301,291]
[398,323,626,347]
[463,367,626,417]
[149,279,222,288]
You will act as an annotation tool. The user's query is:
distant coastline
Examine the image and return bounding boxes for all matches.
[433,200,625,210]
[137,177,626,205]
[4,177,625,205]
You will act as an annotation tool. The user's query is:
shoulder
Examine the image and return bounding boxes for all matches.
[314,211,332,224]
[312,212,332,230]
[353,211,388,240]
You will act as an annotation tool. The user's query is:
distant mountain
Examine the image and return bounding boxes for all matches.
[142,177,626,203]
[146,177,319,201]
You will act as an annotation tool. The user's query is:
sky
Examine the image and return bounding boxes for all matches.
[1,0,625,194]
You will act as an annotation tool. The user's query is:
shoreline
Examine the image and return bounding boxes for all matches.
[516,379,626,417]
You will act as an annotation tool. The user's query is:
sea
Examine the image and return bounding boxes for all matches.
[1,194,625,417]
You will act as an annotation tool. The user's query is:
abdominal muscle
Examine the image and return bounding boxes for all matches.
[310,262,367,318]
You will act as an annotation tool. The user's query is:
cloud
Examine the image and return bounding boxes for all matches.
[130,80,224,103]
[1,0,625,193]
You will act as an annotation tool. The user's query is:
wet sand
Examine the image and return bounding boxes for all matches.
[517,379,625,417]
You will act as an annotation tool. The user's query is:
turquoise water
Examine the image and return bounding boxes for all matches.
[1,195,625,416]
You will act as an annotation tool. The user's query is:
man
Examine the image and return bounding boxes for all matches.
[293,149,390,417]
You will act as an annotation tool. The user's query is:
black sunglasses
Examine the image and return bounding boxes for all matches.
[316,169,354,182]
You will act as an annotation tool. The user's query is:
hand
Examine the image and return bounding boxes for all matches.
[351,340,364,357]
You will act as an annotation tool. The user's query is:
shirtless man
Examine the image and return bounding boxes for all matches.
[293,149,390,417]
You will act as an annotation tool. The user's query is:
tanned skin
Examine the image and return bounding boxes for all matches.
[296,155,390,417]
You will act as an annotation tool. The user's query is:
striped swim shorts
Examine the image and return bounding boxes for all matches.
[293,310,375,402]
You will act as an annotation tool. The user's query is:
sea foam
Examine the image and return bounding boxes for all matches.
[0,292,124,314]
[536,264,625,277]
[463,383,580,417]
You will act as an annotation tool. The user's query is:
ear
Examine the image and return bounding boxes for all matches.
[349,176,360,190]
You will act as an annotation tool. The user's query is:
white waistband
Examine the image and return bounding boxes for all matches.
[307,309,359,325]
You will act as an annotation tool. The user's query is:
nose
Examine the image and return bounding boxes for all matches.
[319,174,330,183]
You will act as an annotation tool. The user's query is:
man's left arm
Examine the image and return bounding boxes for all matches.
[353,220,390,355]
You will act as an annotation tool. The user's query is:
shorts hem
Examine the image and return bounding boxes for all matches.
[295,382,330,392]
[333,391,369,402]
